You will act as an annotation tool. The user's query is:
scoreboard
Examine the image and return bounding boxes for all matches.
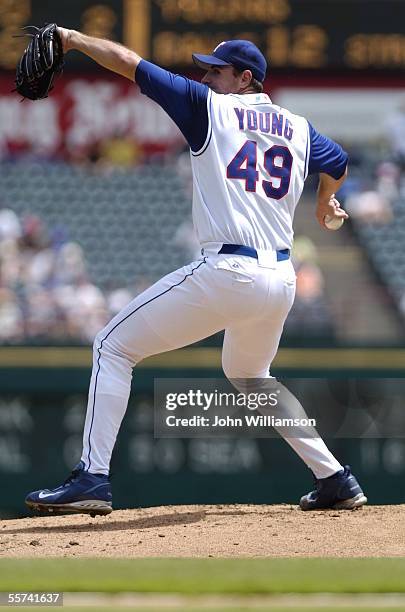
[1,0,405,71]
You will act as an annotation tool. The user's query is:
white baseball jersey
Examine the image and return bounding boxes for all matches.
[136,60,346,251]
[191,91,309,250]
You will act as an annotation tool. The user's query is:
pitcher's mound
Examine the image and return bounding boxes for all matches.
[1,504,404,557]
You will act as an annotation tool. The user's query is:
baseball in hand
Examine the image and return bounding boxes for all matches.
[324,215,344,230]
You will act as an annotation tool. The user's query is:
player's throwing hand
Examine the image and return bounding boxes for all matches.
[317,193,349,229]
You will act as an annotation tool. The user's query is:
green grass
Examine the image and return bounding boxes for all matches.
[10,608,405,612]
[0,558,405,593]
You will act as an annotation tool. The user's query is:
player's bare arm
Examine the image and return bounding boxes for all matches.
[316,167,349,229]
[58,27,140,81]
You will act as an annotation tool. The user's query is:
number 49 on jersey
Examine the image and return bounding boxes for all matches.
[227,140,293,199]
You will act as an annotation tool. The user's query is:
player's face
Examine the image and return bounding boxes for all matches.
[201,65,245,94]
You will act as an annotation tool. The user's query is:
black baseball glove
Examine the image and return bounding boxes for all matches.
[14,23,64,101]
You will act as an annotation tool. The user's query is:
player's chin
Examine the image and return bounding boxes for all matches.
[208,85,226,94]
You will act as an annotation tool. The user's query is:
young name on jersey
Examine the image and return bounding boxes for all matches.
[234,108,293,141]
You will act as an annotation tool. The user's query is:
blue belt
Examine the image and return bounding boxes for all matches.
[218,244,290,262]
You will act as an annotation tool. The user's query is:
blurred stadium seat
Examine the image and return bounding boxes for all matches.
[0,160,190,288]
[352,196,405,303]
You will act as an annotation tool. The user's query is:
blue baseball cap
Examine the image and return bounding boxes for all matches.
[192,40,267,82]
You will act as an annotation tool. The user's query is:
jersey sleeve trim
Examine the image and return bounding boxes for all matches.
[304,121,310,180]
[191,89,213,157]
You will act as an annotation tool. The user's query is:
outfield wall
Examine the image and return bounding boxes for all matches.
[0,347,404,517]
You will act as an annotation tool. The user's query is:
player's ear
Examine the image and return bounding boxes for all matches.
[241,69,253,87]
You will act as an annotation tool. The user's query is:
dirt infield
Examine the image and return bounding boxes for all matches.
[1,504,404,558]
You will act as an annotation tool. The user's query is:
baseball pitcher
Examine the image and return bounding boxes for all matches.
[23,28,366,515]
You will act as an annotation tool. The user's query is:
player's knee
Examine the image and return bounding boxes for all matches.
[222,360,244,381]
[93,328,107,353]
[93,327,141,367]
[93,328,120,359]
[222,359,269,381]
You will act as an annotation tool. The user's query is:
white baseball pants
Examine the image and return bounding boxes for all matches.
[81,245,343,479]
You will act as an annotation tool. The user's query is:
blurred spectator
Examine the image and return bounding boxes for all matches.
[291,235,319,267]
[68,133,141,169]
[55,276,108,342]
[287,237,335,337]
[345,190,393,224]
[67,140,102,166]
[0,208,112,344]
[107,287,134,316]
[296,263,325,302]
[0,238,22,287]
[287,262,335,337]
[385,98,405,170]
[54,242,87,285]
[99,132,140,168]
[376,161,400,202]
[0,209,21,241]
[24,247,56,287]
[173,219,201,261]
[20,215,48,250]
[0,287,24,341]
[400,293,405,319]
[24,286,60,339]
